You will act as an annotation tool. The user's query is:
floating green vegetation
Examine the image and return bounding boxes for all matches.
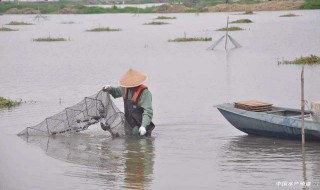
[216,26,243,31]
[7,21,33,25]
[144,21,169,25]
[279,55,320,65]
[61,21,75,24]
[155,16,176,19]
[83,6,154,14]
[33,37,66,42]
[87,27,121,32]
[0,97,22,108]
[230,19,252,24]
[243,10,254,15]
[0,27,18,31]
[168,37,212,42]
[280,13,299,17]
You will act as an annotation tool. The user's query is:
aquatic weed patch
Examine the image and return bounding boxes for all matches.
[144,21,169,25]
[0,97,21,108]
[216,26,243,31]
[155,16,176,19]
[0,27,18,31]
[33,37,67,42]
[7,21,33,25]
[83,6,155,14]
[278,55,320,65]
[168,37,212,42]
[230,19,252,24]
[280,13,299,17]
[87,27,121,32]
[243,10,254,15]
[61,21,75,24]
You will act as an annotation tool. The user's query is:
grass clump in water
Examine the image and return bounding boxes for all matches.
[0,27,18,31]
[0,97,22,108]
[83,6,154,14]
[243,10,254,15]
[144,21,169,25]
[7,21,33,25]
[33,36,66,42]
[230,19,252,24]
[155,16,176,20]
[168,37,212,42]
[216,26,243,31]
[278,55,320,65]
[87,27,121,32]
[280,13,299,17]
[61,21,75,24]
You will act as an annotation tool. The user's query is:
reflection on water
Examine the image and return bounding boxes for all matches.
[19,134,154,189]
[124,138,154,189]
[302,146,307,190]
[220,135,320,189]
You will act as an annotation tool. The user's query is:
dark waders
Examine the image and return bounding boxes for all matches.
[123,87,155,137]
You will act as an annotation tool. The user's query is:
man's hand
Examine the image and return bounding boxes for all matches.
[102,85,111,92]
[139,126,146,136]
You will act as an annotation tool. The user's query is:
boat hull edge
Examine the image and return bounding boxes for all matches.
[217,107,320,141]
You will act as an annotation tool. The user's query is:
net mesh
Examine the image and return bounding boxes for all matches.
[18,90,125,137]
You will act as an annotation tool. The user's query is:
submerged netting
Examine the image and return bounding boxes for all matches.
[18,91,125,137]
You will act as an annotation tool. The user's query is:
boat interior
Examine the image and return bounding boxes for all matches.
[267,108,312,119]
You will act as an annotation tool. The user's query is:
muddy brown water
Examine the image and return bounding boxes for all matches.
[1,10,320,190]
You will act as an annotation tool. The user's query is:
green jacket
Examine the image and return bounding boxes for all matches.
[108,86,153,129]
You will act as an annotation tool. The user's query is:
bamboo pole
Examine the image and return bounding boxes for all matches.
[224,16,229,50]
[301,66,305,145]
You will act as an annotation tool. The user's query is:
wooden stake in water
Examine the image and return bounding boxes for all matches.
[301,66,305,145]
[208,16,241,50]
[225,16,229,50]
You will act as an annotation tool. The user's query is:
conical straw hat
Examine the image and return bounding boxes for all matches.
[119,69,148,88]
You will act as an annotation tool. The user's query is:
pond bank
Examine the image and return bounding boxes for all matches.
[205,0,306,12]
[0,0,318,14]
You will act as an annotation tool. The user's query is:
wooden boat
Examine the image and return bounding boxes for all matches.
[216,101,320,141]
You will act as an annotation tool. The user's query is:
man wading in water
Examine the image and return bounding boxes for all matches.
[102,69,155,137]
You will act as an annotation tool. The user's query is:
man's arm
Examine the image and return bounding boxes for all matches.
[140,90,153,129]
[108,86,124,99]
